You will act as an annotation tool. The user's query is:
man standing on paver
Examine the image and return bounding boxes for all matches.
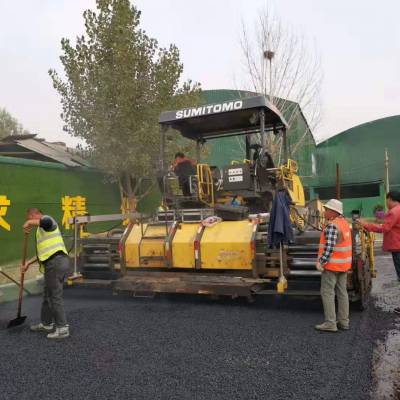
[359,191,400,314]
[21,208,71,339]
[171,152,197,197]
[315,199,352,332]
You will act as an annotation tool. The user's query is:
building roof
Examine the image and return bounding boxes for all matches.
[317,115,400,146]
[313,115,400,187]
[0,134,92,168]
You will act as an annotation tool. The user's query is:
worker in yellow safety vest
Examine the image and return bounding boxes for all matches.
[315,199,352,332]
[22,208,71,339]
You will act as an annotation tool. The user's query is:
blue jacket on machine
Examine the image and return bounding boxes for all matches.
[268,190,294,248]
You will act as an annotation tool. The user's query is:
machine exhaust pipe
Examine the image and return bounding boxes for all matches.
[288,270,321,277]
[290,259,318,268]
[288,244,320,253]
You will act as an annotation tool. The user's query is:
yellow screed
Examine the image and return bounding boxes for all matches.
[124,220,256,270]
[125,224,167,268]
[172,223,198,268]
[200,220,254,270]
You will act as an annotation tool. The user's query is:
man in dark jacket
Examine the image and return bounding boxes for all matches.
[359,191,400,314]
[172,152,197,196]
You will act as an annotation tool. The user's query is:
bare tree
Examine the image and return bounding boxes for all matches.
[0,108,31,138]
[240,7,322,165]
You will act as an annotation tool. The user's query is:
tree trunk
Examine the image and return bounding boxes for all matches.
[125,172,137,214]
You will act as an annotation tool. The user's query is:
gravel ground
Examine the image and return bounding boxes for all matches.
[370,253,400,399]
[0,256,396,400]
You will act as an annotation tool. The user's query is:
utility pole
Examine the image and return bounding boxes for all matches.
[384,148,390,194]
[336,163,341,200]
[263,49,275,152]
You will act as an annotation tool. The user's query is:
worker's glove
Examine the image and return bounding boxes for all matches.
[315,262,324,272]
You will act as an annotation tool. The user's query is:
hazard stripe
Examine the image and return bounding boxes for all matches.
[37,232,61,244]
[318,245,352,252]
[37,242,66,258]
[327,257,353,264]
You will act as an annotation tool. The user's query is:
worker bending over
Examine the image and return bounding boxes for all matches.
[22,208,71,339]
[315,199,352,332]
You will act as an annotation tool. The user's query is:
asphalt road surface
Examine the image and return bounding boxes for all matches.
[0,255,396,400]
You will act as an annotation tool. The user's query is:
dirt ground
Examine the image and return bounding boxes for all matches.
[0,262,40,285]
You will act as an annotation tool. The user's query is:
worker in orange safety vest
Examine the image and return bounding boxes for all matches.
[315,199,352,332]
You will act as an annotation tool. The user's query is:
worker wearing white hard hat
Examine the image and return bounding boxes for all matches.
[315,199,352,332]
[323,198,343,215]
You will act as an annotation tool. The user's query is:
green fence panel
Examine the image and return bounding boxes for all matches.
[0,156,121,265]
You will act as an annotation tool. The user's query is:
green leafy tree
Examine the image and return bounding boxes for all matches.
[49,0,201,202]
[0,108,30,138]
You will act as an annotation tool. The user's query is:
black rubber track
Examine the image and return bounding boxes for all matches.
[0,275,393,400]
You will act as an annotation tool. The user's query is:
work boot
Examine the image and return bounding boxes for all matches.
[337,322,350,331]
[47,325,70,340]
[315,322,338,332]
[30,323,54,333]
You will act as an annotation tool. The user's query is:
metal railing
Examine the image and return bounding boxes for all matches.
[196,163,214,207]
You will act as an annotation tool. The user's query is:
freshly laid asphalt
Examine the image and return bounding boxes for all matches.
[0,256,396,400]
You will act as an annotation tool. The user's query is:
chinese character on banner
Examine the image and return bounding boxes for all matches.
[61,195,87,229]
[0,195,11,231]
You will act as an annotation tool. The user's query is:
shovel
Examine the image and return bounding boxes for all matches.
[7,233,29,328]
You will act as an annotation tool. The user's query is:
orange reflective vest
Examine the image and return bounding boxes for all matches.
[318,217,352,272]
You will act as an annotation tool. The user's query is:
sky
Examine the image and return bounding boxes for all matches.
[0,0,399,146]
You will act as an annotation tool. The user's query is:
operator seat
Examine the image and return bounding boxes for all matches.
[251,144,276,191]
[251,143,275,169]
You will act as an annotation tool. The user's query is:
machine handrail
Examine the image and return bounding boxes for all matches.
[196,164,215,207]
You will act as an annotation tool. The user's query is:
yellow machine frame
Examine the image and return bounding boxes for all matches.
[196,164,214,207]
[278,159,305,206]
